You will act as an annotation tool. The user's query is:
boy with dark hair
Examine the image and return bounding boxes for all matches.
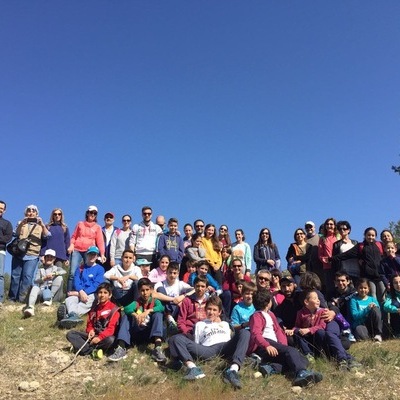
[230,281,257,331]
[108,278,166,363]
[169,296,250,389]
[157,218,185,264]
[66,282,120,358]
[248,290,323,387]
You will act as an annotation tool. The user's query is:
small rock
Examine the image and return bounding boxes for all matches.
[30,381,40,390]
[131,364,137,369]
[128,376,133,380]
[253,371,262,378]
[49,350,70,364]
[291,386,302,394]
[18,327,24,331]
[83,376,94,384]
[354,371,365,378]
[18,381,40,392]
[18,381,30,391]
[133,358,139,364]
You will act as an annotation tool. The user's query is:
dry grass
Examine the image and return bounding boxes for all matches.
[1,301,400,400]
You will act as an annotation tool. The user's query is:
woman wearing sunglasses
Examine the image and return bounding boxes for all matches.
[66,206,105,292]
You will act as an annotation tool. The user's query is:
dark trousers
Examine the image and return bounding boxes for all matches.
[169,329,250,367]
[354,307,383,340]
[255,339,308,375]
[66,330,115,355]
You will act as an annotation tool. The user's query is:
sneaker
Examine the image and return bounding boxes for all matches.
[43,300,52,306]
[57,304,67,321]
[59,317,80,329]
[293,370,323,387]
[259,364,277,377]
[167,320,179,335]
[68,312,83,322]
[151,346,167,363]
[183,367,205,380]
[347,359,362,370]
[338,359,349,371]
[348,333,356,342]
[223,368,242,389]
[92,349,103,360]
[108,346,127,362]
[374,334,382,342]
[248,353,262,370]
[305,354,315,364]
[24,306,35,318]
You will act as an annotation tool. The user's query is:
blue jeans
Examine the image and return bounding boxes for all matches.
[0,253,5,302]
[67,251,86,292]
[9,256,39,303]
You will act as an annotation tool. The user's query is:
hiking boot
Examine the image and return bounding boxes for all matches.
[59,317,79,329]
[151,346,167,363]
[167,320,179,335]
[24,306,35,318]
[248,353,262,370]
[259,364,277,377]
[92,349,103,360]
[293,369,323,387]
[57,304,67,321]
[183,367,205,380]
[223,368,242,389]
[108,346,127,362]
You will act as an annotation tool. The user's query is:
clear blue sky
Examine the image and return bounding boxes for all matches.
[1,1,400,273]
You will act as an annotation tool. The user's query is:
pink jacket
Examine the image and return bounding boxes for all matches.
[248,310,288,354]
[70,221,105,255]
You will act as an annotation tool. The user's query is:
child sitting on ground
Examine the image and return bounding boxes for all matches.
[188,260,221,295]
[154,262,194,331]
[383,274,400,338]
[349,278,383,342]
[182,259,197,283]
[24,249,66,317]
[287,290,361,370]
[104,249,141,302]
[168,296,250,389]
[108,278,166,363]
[148,255,170,283]
[185,233,206,262]
[230,281,257,331]
[66,283,120,358]
[248,290,323,387]
[57,246,105,329]
[380,242,400,291]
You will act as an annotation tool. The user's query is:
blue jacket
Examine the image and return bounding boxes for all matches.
[74,263,105,294]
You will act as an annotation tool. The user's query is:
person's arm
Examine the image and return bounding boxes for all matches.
[109,231,117,265]
[177,236,185,263]
[309,312,327,334]
[157,234,166,257]
[349,297,368,323]
[206,273,221,291]
[98,308,121,340]
[249,312,271,348]
[129,228,137,252]
[0,221,13,245]
[286,244,294,263]
[244,243,252,273]
[95,225,106,259]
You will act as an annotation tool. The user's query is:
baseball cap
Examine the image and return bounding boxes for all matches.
[87,205,98,212]
[305,221,315,228]
[86,246,100,254]
[280,276,296,284]
[104,212,115,218]
[44,249,56,257]
[135,259,152,266]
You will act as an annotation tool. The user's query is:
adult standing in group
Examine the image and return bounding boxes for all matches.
[331,221,359,287]
[218,225,232,249]
[0,201,13,304]
[193,219,205,236]
[305,221,323,275]
[67,206,105,292]
[253,228,281,273]
[318,218,340,296]
[9,205,50,303]
[201,224,222,284]
[231,229,252,275]
[41,208,70,269]
[110,214,132,267]
[102,212,118,271]
[285,228,311,286]
[129,206,162,268]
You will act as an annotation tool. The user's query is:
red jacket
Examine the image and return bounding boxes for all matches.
[248,310,288,354]
[294,307,326,334]
[177,295,207,335]
[86,300,120,341]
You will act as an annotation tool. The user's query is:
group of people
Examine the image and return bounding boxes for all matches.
[1,202,399,389]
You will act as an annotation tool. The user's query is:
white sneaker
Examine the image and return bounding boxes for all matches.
[374,334,382,342]
[43,300,52,306]
[24,307,35,318]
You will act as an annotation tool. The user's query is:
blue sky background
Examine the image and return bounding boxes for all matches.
[1,1,400,273]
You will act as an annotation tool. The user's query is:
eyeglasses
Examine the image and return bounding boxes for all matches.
[105,216,114,219]
[220,228,227,231]
[305,225,313,229]
[261,232,269,235]
[122,219,131,222]
[258,276,270,282]
[88,211,98,215]
[143,212,152,216]
[195,225,204,228]
[272,274,280,278]
[326,223,335,226]
[295,232,305,236]
[53,213,62,216]
[27,208,37,212]
[338,227,348,231]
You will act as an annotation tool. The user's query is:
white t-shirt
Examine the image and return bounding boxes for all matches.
[154,279,192,297]
[261,311,278,342]
[104,264,142,289]
[194,320,231,346]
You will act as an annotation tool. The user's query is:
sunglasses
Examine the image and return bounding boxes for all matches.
[195,225,204,228]
[220,228,227,231]
[258,277,271,282]
[122,219,131,222]
[143,212,152,216]
[53,212,62,216]
[88,211,98,215]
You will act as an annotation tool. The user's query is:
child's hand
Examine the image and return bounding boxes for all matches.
[90,336,100,344]
[299,328,310,336]
[266,345,278,357]
[88,330,95,339]
[285,329,294,336]
[79,290,88,303]
[369,303,377,309]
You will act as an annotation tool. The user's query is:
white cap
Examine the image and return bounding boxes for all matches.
[44,249,56,257]
[305,221,315,227]
[87,205,98,212]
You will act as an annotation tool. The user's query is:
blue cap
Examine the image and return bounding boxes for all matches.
[135,258,152,266]
[86,246,100,254]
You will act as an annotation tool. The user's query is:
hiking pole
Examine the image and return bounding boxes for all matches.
[52,337,91,376]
